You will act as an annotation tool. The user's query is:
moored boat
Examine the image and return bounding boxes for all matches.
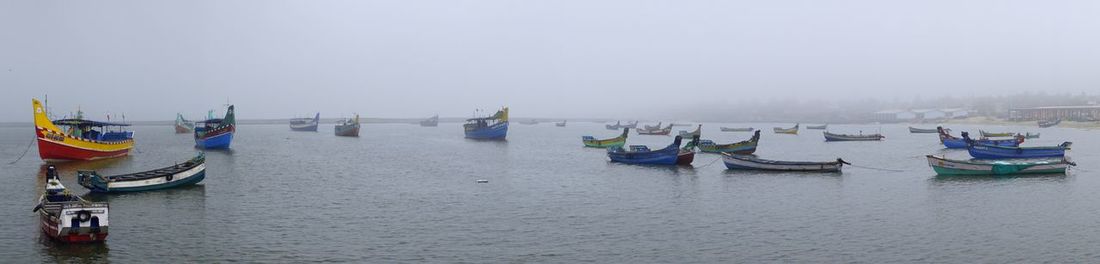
[32,99,134,161]
[518,120,539,125]
[290,113,320,132]
[464,107,508,140]
[926,155,1074,176]
[676,136,698,165]
[966,140,1072,159]
[677,124,702,138]
[722,154,848,172]
[637,123,673,135]
[34,166,109,243]
[823,131,885,141]
[806,124,827,130]
[643,122,663,130]
[979,130,1015,138]
[420,115,439,127]
[909,126,938,133]
[606,121,624,130]
[1038,119,1061,128]
[335,114,360,137]
[720,127,753,132]
[78,154,206,193]
[939,128,1022,149]
[175,113,194,134]
[555,120,567,127]
[773,124,799,134]
[582,128,629,148]
[607,136,686,165]
[1023,132,1040,139]
[195,105,235,149]
[696,130,760,154]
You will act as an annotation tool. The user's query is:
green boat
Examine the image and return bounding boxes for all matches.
[695,130,760,154]
[583,128,629,148]
[926,155,1074,176]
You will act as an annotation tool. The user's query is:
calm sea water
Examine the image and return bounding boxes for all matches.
[1,123,1098,262]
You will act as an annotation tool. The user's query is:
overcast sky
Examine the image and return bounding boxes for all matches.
[2,0,1098,121]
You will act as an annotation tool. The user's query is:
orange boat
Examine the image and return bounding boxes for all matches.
[32,99,134,161]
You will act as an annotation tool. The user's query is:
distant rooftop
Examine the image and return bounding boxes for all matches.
[1011,105,1100,110]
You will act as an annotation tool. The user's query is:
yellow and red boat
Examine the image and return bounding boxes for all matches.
[32,99,134,161]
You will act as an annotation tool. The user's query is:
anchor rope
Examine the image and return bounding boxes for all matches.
[694,156,723,168]
[7,135,36,165]
[846,163,906,172]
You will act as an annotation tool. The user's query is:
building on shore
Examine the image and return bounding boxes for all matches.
[1009,105,1100,121]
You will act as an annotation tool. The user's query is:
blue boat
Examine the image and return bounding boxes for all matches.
[289,113,319,132]
[607,136,688,165]
[464,107,508,140]
[77,154,206,193]
[968,140,1069,158]
[939,127,1021,149]
[195,105,235,149]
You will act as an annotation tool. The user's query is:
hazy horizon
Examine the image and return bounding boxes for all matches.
[3,0,1099,122]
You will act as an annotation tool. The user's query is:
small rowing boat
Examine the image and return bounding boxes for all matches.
[78,154,206,193]
[979,130,1015,138]
[643,122,663,130]
[1038,119,1061,128]
[34,166,109,243]
[696,130,760,154]
[583,128,629,148]
[823,131,884,141]
[637,123,673,135]
[773,124,799,134]
[909,127,938,133]
[555,120,566,127]
[926,155,1074,176]
[720,127,753,132]
[420,115,439,127]
[722,154,848,172]
[806,124,827,130]
[677,124,702,138]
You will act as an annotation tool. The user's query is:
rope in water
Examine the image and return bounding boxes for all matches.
[7,135,35,165]
[846,163,906,172]
[694,156,723,168]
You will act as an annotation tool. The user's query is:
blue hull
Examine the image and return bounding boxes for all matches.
[465,122,508,140]
[196,132,233,149]
[967,144,1067,159]
[943,138,1019,149]
[607,136,683,165]
[87,171,206,193]
[290,125,318,132]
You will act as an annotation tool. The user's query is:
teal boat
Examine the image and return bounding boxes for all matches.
[926,155,1074,176]
[77,154,206,193]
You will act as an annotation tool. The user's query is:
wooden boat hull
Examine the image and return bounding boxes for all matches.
[195,129,234,149]
[32,99,134,161]
[806,125,827,130]
[909,127,937,133]
[175,124,192,134]
[773,124,799,134]
[720,127,753,132]
[823,132,884,141]
[676,150,695,165]
[698,130,760,154]
[926,155,1071,176]
[78,157,206,193]
[967,143,1070,159]
[942,137,1019,149]
[979,130,1015,138]
[583,128,628,148]
[335,124,360,137]
[722,154,843,172]
[465,122,508,140]
[40,209,109,243]
[607,136,683,165]
[290,124,318,131]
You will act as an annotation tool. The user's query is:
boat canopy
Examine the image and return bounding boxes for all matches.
[52,119,131,127]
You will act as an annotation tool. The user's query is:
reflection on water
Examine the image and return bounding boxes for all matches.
[39,237,110,263]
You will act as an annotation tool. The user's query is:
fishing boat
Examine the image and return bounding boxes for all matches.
[926,155,1074,176]
[722,154,848,172]
[823,131,885,141]
[637,123,673,135]
[334,114,360,137]
[979,130,1015,138]
[606,121,624,130]
[32,99,134,161]
[643,122,663,130]
[773,124,799,134]
[175,113,194,134]
[518,120,539,125]
[77,154,206,193]
[678,124,702,138]
[696,130,760,154]
[555,120,567,127]
[582,128,629,148]
[966,140,1072,159]
[670,123,691,127]
[464,107,508,140]
[1038,119,1061,128]
[607,136,687,165]
[938,127,1021,148]
[909,127,938,133]
[34,166,109,243]
[289,113,320,132]
[720,127,753,132]
[806,124,828,130]
[1023,132,1040,139]
[194,105,235,149]
[420,115,439,127]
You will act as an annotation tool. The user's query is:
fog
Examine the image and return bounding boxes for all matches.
[2,0,1099,122]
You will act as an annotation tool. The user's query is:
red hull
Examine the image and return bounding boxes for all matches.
[175,125,192,134]
[40,217,108,243]
[37,138,130,161]
[677,151,695,165]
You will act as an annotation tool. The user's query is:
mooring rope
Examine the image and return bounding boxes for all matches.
[7,135,35,165]
[694,156,723,168]
[846,163,906,172]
